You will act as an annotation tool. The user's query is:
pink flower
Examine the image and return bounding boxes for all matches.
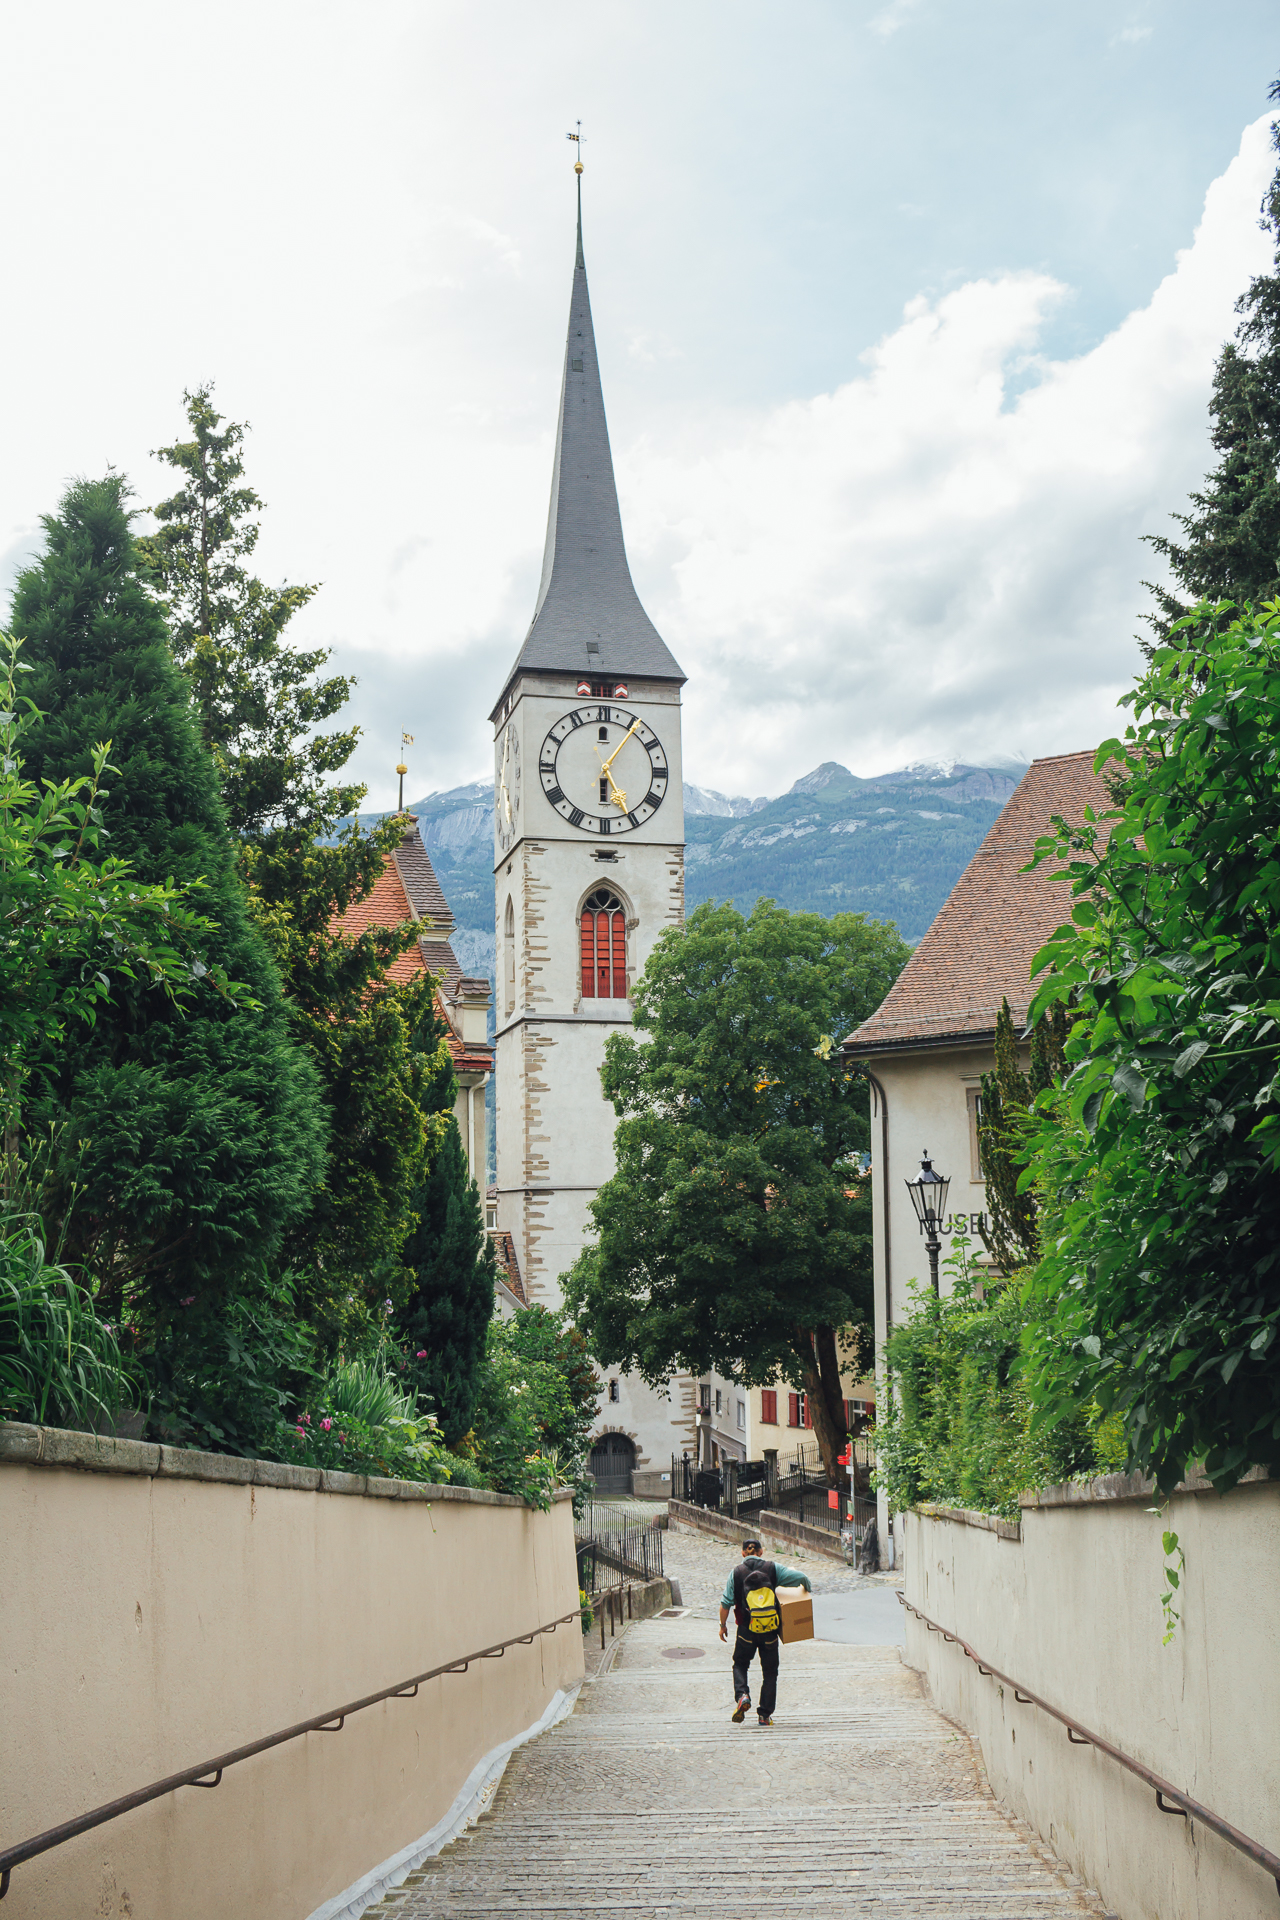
[301,1413,311,1426]
[180,1296,196,1307]
[415,1350,427,1359]
[295,1426,305,1438]
[321,1417,332,1432]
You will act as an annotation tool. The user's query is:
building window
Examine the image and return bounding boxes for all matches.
[967,1085,984,1182]
[580,889,627,999]
[609,1379,620,1403]
[760,1389,778,1425]
[485,1204,498,1230]
[714,1389,722,1414]
[787,1392,800,1428]
[736,1399,746,1430]
[699,1383,711,1413]
[503,896,515,1015]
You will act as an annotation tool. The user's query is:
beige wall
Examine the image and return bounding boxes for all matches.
[903,1477,1280,1920]
[0,1425,583,1920]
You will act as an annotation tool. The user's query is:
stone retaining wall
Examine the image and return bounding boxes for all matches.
[667,1498,848,1562]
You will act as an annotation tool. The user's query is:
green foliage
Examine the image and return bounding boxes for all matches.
[400,1118,496,1444]
[137,384,360,842]
[977,999,1065,1272]
[0,634,233,1128]
[142,1278,319,1456]
[1158,1525,1184,1645]
[466,1306,601,1508]
[1024,602,1280,1494]
[141,387,455,1311]
[282,1357,448,1484]
[563,899,909,1481]
[9,477,327,1316]
[1144,82,1280,642]
[876,1244,1127,1521]
[0,1217,142,1430]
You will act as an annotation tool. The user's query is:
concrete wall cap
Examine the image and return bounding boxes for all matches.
[0,1421,569,1511]
[1019,1462,1272,1510]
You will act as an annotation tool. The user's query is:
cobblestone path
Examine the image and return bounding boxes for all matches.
[370,1601,1111,1919]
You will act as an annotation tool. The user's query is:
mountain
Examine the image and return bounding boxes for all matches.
[356,758,1028,977]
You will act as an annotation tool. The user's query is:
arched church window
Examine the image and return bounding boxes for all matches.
[504,896,515,1014]
[580,889,627,1000]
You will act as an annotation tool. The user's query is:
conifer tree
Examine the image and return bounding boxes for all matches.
[399,1121,497,1445]
[1145,77,1280,636]
[977,998,1064,1274]
[9,477,328,1318]
[139,388,459,1317]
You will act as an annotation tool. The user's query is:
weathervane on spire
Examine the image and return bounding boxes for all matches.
[566,122,584,174]
[396,731,414,814]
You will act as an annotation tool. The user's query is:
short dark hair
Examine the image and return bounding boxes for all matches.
[742,1537,762,1552]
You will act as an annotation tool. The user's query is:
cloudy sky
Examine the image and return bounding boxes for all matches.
[2,2,1277,806]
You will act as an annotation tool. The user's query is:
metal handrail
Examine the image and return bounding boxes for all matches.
[0,1608,581,1900]
[897,1592,1280,1899]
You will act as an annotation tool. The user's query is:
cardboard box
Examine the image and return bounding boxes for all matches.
[778,1587,813,1644]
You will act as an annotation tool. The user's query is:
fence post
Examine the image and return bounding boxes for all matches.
[726,1459,739,1520]
[764,1449,778,1508]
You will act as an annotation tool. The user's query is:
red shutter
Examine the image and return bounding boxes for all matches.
[595,911,610,996]
[787,1392,800,1428]
[802,1394,812,1429]
[760,1389,777,1425]
[611,910,626,998]
[580,911,595,997]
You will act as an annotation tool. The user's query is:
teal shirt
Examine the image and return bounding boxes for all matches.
[721,1561,811,1608]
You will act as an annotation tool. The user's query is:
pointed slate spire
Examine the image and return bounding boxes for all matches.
[494,179,685,707]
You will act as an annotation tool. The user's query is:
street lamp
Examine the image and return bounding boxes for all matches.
[905,1150,950,1295]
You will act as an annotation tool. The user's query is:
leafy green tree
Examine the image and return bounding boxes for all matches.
[563,900,910,1484]
[400,1118,496,1444]
[1024,601,1280,1493]
[8,476,327,1319]
[1144,78,1280,638]
[137,384,360,841]
[140,387,453,1318]
[495,1304,601,1469]
[977,998,1065,1273]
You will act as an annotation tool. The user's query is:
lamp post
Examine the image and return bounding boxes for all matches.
[905,1150,951,1295]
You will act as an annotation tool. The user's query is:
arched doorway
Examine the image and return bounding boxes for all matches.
[589,1431,637,1499]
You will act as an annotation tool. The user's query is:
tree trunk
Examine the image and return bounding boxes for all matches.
[793,1327,842,1487]
[814,1324,846,1442]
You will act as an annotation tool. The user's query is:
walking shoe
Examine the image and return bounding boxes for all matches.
[757,1714,773,1726]
[731,1694,750,1723]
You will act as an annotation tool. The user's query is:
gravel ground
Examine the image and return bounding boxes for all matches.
[663,1516,881,1616]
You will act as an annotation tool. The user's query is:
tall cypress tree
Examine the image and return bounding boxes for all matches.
[1145,77,1280,635]
[9,477,327,1318]
[400,1120,497,1446]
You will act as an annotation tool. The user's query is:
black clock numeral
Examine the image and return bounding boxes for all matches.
[567,805,585,828]
[596,706,611,722]
[547,785,565,807]
[567,711,584,730]
[539,761,556,775]
[599,817,612,834]
[645,788,664,811]
[626,811,640,829]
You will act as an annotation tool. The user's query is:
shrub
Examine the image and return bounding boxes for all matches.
[0,1219,140,1431]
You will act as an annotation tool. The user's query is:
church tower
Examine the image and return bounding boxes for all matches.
[490,177,694,1487]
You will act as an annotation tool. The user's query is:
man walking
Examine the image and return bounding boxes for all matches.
[718,1536,812,1727]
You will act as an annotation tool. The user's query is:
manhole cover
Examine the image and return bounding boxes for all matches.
[661,1646,706,1660]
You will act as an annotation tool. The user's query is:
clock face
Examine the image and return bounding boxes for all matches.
[538,704,669,836]
[495,721,521,852]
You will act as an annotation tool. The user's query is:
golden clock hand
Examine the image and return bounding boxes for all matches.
[600,720,640,776]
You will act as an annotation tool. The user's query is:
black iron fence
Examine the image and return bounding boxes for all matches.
[672,1438,877,1545]
[573,1498,665,1595]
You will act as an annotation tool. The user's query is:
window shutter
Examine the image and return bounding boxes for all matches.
[761,1389,777,1425]
[802,1394,812,1428]
[611,910,626,997]
[580,910,595,997]
[787,1392,800,1427]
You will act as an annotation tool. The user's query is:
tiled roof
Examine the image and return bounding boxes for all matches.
[491,1230,526,1306]
[332,861,426,988]
[392,826,455,931]
[844,750,1110,1054]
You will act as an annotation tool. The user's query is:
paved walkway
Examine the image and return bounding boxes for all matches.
[369,1533,1112,1920]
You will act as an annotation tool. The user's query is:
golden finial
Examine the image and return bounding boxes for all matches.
[397,732,414,814]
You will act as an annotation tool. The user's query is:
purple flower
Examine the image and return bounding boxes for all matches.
[416,1350,428,1359]
[321,1417,332,1432]
[180,1296,196,1307]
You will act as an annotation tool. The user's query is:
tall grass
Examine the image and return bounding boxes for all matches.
[0,1218,140,1431]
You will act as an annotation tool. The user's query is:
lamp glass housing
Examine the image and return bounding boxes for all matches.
[906,1152,950,1236]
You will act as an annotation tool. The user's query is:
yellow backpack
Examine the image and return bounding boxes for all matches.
[743,1567,780,1637]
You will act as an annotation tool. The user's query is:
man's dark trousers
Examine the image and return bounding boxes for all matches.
[732,1632,779,1716]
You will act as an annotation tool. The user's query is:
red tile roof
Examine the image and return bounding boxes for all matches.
[845,750,1110,1054]
[492,1230,526,1305]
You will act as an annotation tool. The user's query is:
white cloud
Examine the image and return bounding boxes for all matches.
[1112,25,1153,45]
[869,0,924,39]
[621,117,1275,793]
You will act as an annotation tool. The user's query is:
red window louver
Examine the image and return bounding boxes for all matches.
[580,889,626,1000]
